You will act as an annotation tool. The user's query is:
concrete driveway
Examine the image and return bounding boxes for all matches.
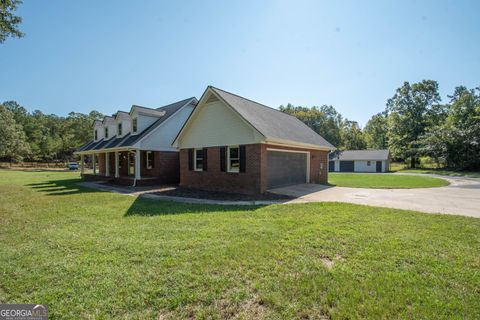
[269,174,480,218]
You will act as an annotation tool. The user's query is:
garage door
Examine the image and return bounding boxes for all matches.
[329,161,335,172]
[267,150,307,189]
[339,161,354,172]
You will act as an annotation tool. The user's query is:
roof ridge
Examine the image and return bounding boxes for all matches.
[209,86,298,120]
[156,96,197,110]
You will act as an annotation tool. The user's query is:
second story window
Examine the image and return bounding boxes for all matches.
[132,118,138,133]
[94,129,98,140]
[118,123,122,136]
[105,127,109,139]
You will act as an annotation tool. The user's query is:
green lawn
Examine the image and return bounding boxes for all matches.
[329,172,449,188]
[1,170,479,319]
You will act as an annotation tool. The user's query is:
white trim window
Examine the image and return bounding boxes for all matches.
[104,127,109,139]
[228,146,240,173]
[118,123,123,136]
[367,161,371,166]
[132,118,138,133]
[146,151,153,169]
[194,148,203,171]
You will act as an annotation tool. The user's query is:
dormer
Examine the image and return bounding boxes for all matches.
[129,105,166,135]
[114,111,131,138]
[102,116,116,141]
[93,120,104,142]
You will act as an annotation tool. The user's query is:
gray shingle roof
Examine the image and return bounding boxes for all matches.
[210,87,334,149]
[329,150,390,161]
[77,97,196,152]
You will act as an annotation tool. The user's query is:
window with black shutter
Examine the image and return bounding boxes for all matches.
[188,149,194,171]
[239,145,246,172]
[220,146,226,172]
[203,148,208,171]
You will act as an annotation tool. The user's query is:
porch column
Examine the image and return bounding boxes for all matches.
[80,154,84,174]
[92,153,97,175]
[135,149,141,180]
[105,152,110,177]
[114,151,119,178]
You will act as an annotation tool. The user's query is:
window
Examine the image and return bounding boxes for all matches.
[146,151,153,169]
[228,146,240,172]
[118,123,122,136]
[94,129,98,140]
[367,161,371,166]
[105,127,109,139]
[132,118,138,133]
[194,148,203,171]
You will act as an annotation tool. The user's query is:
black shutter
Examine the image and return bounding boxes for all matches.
[188,149,193,171]
[143,151,147,168]
[203,148,208,171]
[239,145,246,172]
[151,152,155,168]
[220,146,226,172]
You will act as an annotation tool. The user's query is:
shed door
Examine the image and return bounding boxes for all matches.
[329,161,335,172]
[339,161,354,172]
[376,161,382,172]
[267,151,307,189]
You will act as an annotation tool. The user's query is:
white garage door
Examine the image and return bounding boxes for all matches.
[267,150,308,189]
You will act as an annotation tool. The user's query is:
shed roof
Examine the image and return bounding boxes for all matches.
[329,149,390,161]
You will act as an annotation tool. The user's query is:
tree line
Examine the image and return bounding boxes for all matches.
[1,80,479,169]
[280,80,480,170]
[0,101,103,162]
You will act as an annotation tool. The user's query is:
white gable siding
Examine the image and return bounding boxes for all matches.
[354,160,376,173]
[176,100,264,148]
[116,118,131,138]
[130,109,159,135]
[104,121,117,140]
[140,104,194,151]
[94,123,104,141]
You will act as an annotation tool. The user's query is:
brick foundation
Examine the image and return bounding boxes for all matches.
[179,143,329,194]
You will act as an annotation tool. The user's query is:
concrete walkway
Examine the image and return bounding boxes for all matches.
[270,174,480,218]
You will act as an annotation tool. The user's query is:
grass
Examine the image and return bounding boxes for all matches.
[390,162,480,178]
[1,170,479,319]
[328,172,449,189]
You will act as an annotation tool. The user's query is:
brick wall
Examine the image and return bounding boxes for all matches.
[97,153,106,175]
[140,151,180,184]
[179,143,329,194]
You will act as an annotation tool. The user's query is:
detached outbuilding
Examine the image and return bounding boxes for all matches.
[329,150,390,173]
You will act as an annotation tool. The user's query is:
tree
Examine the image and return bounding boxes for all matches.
[364,112,388,149]
[340,120,366,150]
[0,104,29,161]
[279,104,343,147]
[419,86,480,169]
[0,0,24,43]
[386,80,441,167]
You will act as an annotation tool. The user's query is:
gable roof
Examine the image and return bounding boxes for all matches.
[329,149,390,161]
[76,97,197,153]
[203,86,334,149]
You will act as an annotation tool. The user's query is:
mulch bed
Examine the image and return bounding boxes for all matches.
[154,187,294,201]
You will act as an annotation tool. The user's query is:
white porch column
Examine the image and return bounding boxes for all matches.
[80,154,84,174]
[114,151,119,178]
[135,149,141,180]
[105,152,110,177]
[92,154,97,175]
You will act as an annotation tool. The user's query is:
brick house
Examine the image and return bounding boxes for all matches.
[172,86,335,194]
[75,97,197,186]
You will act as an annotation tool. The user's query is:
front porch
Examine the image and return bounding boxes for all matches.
[78,149,179,186]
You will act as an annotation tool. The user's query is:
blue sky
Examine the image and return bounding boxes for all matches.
[1,0,479,125]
